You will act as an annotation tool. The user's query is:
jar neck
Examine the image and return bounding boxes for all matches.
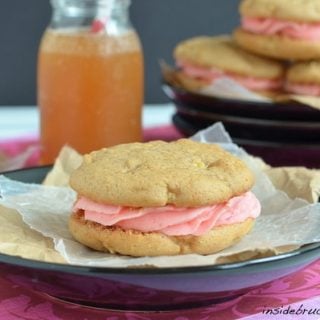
[50,0,132,34]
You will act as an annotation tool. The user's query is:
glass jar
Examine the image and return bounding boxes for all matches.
[37,0,144,164]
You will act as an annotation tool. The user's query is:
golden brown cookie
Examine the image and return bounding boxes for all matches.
[287,61,320,84]
[285,61,320,95]
[70,139,254,207]
[69,211,255,256]
[174,36,284,79]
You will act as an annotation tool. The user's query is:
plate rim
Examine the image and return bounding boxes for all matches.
[173,113,320,148]
[176,104,320,128]
[162,81,320,118]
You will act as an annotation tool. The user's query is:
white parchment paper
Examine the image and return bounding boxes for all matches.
[200,78,272,103]
[0,123,319,268]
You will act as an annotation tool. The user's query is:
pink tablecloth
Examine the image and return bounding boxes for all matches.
[1,127,320,319]
[0,260,319,320]
[0,126,183,169]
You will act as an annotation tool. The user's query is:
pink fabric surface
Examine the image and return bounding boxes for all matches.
[0,134,40,168]
[0,126,183,169]
[0,260,319,319]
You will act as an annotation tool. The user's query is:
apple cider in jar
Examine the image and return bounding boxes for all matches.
[38,0,144,164]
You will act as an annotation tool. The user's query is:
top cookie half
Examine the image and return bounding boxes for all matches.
[70,139,254,207]
[174,36,284,79]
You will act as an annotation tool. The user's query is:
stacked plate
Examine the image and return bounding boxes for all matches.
[163,83,320,168]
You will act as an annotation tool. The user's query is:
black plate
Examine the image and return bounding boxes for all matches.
[173,113,320,168]
[163,82,320,121]
[175,103,320,143]
[0,166,320,311]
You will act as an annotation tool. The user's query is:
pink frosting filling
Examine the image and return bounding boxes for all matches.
[178,60,282,90]
[242,17,320,41]
[73,191,261,236]
[285,82,320,96]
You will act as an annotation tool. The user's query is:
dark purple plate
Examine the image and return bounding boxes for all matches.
[163,82,320,121]
[1,166,320,311]
[173,113,320,168]
[175,104,320,143]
